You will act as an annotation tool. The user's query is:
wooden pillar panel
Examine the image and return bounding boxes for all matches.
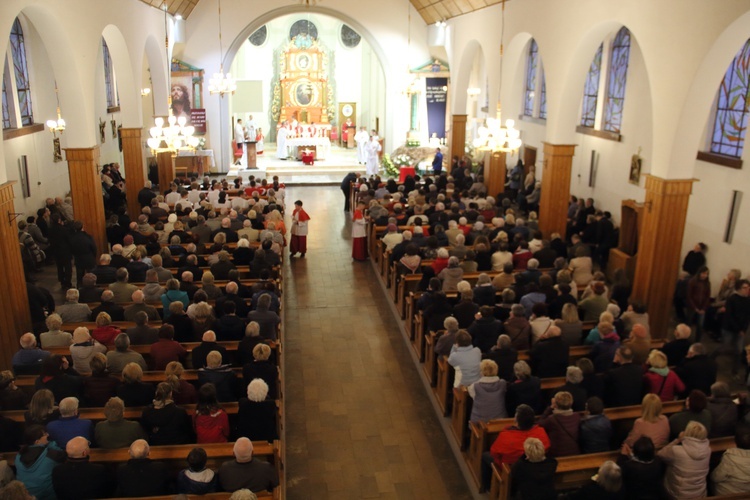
[450,114,467,163]
[538,142,576,239]
[121,128,145,220]
[157,151,175,195]
[65,147,107,256]
[484,151,506,198]
[632,175,695,338]
[0,182,31,370]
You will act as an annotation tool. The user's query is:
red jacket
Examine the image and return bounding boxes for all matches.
[687,278,711,312]
[431,257,449,275]
[91,325,120,345]
[643,370,685,402]
[490,425,550,467]
[150,339,187,371]
[193,409,230,443]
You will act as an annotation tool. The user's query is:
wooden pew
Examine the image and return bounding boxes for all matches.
[15,368,243,388]
[109,493,273,500]
[0,402,240,423]
[488,436,736,500]
[466,399,688,488]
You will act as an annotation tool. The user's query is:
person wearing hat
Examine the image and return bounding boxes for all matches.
[578,281,609,322]
[290,200,311,258]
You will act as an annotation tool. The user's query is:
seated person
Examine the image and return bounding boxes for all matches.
[177,447,219,495]
[106,333,148,373]
[580,396,612,453]
[510,437,557,500]
[193,384,230,444]
[46,396,93,448]
[12,332,50,375]
[115,439,170,497]
[566,460,624,499]
[668,389,712,439]
[56,288,93,323]
[15,425,66,500]
[95,396,147,449]
[711,423,750,496]
[482,404,550,491]
[447,330,481,388]
[82,353,120,407]
[617,436,665,500]
[197,351,237,402]
[116,362,155,407]
[538,391,581,457]
[661,323,692,366]
[243,344,279,400]
[140,382,193,445]
[552,366,588,412]
[467,359,508,423]
[52,436,109,500]
[218,437,280,493]
[237,379,278,442]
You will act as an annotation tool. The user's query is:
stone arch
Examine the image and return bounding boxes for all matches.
[499,32,536,119]
[101,24,139,126]
[142,33,168,117]
[670,10,750,175]
[452,39,483,115]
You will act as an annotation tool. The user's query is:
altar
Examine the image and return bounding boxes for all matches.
[174,149,216,176]
[286,137,331,160]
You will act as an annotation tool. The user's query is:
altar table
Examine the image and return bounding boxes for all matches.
[399,167,417,183]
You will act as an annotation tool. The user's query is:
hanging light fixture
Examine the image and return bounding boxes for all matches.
[208,0,236,96]
[474,0,522,154]
[147,3,198,152]
[46,81,66,136]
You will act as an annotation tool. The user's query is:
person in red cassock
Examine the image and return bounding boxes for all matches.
[290,200,311,258]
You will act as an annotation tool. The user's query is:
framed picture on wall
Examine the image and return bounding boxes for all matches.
[629,152,642,185]
[53,138,63,163]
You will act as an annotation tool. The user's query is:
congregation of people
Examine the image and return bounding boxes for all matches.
[5,168,293,499]
[359,157,750,499]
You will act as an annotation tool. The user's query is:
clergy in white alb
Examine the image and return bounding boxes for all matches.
[277,122,289,160]
[355,127,369,165]
[366,135,382,176]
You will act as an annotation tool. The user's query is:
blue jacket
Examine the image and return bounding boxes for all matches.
[16,442,66,500]
[448,345,482,387]
[580,414,612,453]
[47,416,93,449]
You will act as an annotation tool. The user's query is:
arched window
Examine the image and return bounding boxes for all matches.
[9,18,33,126]
[709,38,750,158]
[102,38,119,109]
[523,40,538,117]
[603,27,631,133]
[1,75,9,130]
[580,44,603,128]
[539,71,547,119]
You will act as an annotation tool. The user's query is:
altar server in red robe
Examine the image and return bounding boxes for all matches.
[290,200,311,258]
[352,201,368,261]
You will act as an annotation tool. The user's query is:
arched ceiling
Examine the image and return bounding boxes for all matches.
[136,0,509,24]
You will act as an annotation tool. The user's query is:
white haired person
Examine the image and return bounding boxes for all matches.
[468,359,508,423]
[237,379,278,442]
[658,421,710,499]
[12,332,51,375]
[290,200,311,258]
[218,437,279,493]
[565,460,623,499]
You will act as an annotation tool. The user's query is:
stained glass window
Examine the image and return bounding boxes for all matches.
[539,69,547,119]
[603,28,631,133]
[102,39,118,108]
[2,74,9,129]
[341,25,361,49]
[249,26,267,46]
[524,39,538,117]
[580,44,603,127]
[710,38,750,158]
[10,18,33,126]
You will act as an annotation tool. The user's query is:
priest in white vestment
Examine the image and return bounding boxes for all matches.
[277,122,289,160]
[355,127,369,164]
[366,135,382,176]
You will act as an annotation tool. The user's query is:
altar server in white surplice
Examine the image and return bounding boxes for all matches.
[246,115,257,141]
[355,127,369,165]
[365,135,382,176]
[277,122,289,160]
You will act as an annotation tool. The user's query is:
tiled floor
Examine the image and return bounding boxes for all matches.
[282,186,472,500]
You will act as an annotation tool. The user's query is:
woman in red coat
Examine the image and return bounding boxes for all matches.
[643,350,685,402]
[686,266,711,341]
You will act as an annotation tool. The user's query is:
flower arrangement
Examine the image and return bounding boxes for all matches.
[382,155,398,177]
[393,154,412,168]
[406,138,421,147]
[196,137,206,150]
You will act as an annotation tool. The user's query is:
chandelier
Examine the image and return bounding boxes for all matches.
[473,117,522,153]
[208,0,236,96]
[46,81,65,136]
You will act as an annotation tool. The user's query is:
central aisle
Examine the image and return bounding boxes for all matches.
[282,186,472,499]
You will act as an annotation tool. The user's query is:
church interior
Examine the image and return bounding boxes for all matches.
[1,0,750,498]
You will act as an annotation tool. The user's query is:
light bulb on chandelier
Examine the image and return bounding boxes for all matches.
[208,0,235,96]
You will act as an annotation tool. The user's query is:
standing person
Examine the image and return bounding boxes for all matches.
[340,172,357,212]
[47,213,73,290]
[276,121,289,160]
[69,220,97,288]
[255,127,264,155]
[687,266,711,342]
[365,134,382,177]
[352,201,368,261]
[234,118,245,165]
[719,279,750,377]
[432,148,444,175]
[245,115,257,140]
[290,200,311,258]
[355,127,368,164]
[507,159,524,200]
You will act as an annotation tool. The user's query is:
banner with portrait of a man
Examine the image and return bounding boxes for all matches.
[170,76,193,124]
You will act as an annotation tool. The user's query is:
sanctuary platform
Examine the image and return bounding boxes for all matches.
[231,143,365,185]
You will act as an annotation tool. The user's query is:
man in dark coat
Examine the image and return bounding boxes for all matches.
[529,326,569,378]
[340,172,357,212]
[192,330,229,369]
[675,343,717,397]
[137,182,157,209]
[682,242,707,276]
[47,213,73,289]
[90,290,125,321]
[467,306,503,353]
[52,436,110,500]
[115,439,170,497]
[69,220,98,288]
[603,346,644,407]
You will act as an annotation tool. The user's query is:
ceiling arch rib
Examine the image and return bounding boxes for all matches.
[135,0,509,24]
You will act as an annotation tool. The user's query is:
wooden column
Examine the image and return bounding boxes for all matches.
[157,151,175,194]
[484,150,506,198]
[66,147,107,255]
[538,142,576,239]
[450,114,467,162]
[120,128,145,219]
[0,182,31,370]
[631,175,695,339]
